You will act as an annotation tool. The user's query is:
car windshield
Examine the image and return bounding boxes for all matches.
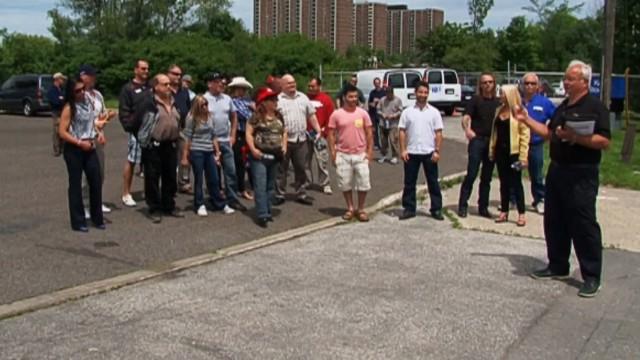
[40,76,53,90]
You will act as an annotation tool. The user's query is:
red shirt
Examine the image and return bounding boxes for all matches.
[307,91,335,137]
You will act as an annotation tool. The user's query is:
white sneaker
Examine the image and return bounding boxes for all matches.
[122,194,137,207]
[377,157,386,164]
[390,157,399,165]
[222,205,235,215]
[323,185,333,195]
[102,204,112,213]
[84,208,90,219]
[197,205,208,217]
[536,202,545,214]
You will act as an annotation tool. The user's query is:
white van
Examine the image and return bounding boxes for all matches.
[419,68,462,115]
[356,69,422,109]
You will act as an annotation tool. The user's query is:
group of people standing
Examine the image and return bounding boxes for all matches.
[52,58,610,297]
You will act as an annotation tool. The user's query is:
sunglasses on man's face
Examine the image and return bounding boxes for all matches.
[74,87,85,94]
[169,71,182,77]
[524,82,538,86]
[481,80,494,85]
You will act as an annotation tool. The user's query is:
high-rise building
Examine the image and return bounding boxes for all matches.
[254,0,353,53]
[254,1,443,55]
[387,7,444,54]
[354,2,388,52]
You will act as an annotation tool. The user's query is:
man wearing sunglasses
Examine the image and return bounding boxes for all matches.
[521,73,556,214]
[167,64,193,194]
[457,72,500,218]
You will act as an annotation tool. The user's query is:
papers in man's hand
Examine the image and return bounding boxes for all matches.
[565,120,595,136]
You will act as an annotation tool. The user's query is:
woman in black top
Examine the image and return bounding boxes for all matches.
[489,85,531,226]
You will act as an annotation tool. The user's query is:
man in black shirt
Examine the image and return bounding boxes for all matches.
[457,72,500,218]
[517,60,611,298]
[368,77,386,149]
[118,59,150,207]
[167,64,193,194]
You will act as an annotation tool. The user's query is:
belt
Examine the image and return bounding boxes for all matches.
[551,161,599,170]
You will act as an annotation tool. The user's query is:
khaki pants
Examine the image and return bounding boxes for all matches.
[52,115,63,156]
[380,127,399,158]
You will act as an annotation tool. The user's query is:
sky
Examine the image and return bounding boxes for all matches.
[0,0,598,37]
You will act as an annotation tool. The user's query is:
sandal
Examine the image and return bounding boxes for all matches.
[342,209,355,221]
[356,210,370,222]
[516,215,526,227]
[495,212,508,223]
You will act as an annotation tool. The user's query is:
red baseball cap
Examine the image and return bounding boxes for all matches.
[255,87,279,104]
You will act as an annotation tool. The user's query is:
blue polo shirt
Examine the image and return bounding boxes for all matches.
[524,94,555,145]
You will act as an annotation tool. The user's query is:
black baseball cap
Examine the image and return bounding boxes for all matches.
[79,64,98,77]
[205,72,224,82]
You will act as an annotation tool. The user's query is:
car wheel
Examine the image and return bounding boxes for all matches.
[23,100,34,116]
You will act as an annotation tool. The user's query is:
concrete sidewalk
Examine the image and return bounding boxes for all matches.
[1,204,639,359]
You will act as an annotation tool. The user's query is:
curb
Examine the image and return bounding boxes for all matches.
[0,171,467,321]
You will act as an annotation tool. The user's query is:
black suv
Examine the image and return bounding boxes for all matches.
[0,74,53,116]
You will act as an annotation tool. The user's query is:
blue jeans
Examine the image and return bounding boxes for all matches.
[402,153,442,213]
[458,136,494,211]
[219,141,240,202]
[528,142,545,204]
[250,155,279,219]
[190,150,226,210]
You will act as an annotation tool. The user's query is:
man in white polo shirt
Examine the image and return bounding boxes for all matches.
[398,81,444,221]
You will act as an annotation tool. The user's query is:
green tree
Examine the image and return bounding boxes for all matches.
[522,0,584,24]
[468,0,495,32]
[0,33,57,76]
[614,0,640,74]
[415,23,472,66]
[496,16,542,70]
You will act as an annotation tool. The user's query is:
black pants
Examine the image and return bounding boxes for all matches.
[495,151,525,214]
[142,141,177,213]
[458,136,495,211]
[63,145,103,229]
[233,131,252,192]
[544,162,603,282]
[402,153,442,214]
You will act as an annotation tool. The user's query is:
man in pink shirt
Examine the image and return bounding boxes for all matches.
[328,84,374,222]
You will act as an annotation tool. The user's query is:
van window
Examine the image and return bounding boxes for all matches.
[427,71,443,84]
[40,76,53,90]
[1,77,16,91]
[16,77,37,89]
[406,73,420,89]
[388,73,404,88]
[444,71,458,84]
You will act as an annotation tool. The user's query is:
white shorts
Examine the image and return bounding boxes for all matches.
[127,133,141,164]
[335,152,371,192]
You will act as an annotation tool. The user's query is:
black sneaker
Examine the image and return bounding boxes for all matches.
[398,211,416,220]
[166,209,185,218]
[578,279,601,298]
[229,201,248,211]
[478,208,493,218]
[530,267,570,280]
[272,197,285,206]
[431,211,445,221]
[296,195,314,206]
[457,207,468,218]
[257,217,269,228]
[148,211,162,224]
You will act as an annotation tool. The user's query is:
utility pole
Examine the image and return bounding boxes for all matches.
[602,0,616,109]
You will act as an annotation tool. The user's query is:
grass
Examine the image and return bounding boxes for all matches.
[104,98,118,110]
[529,128,640,190]
[600,128,640,190]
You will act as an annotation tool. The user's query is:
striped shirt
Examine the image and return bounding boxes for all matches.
[277,91,316,143]
[183,114,215,152]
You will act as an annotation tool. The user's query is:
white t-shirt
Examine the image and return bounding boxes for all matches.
[398,104,443,155]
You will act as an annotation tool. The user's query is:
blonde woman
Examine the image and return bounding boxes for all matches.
[181,95,234,216]
[489,85,530,226]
